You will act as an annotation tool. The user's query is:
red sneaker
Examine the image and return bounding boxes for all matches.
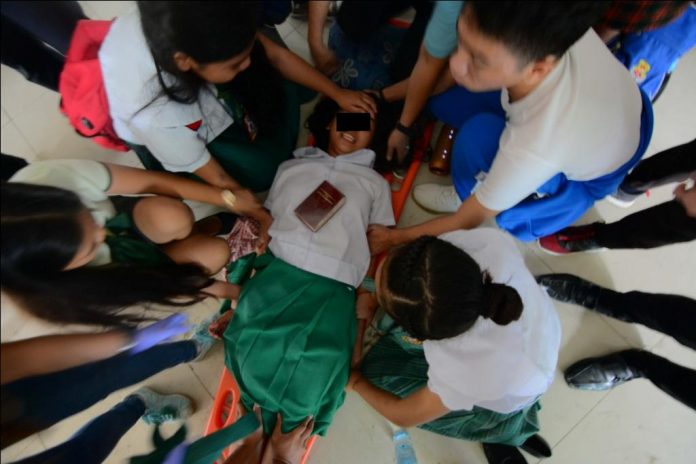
[538,224,604,255]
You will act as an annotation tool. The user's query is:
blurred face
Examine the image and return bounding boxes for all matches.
[327,112,376,157]
[174,41,254,84]
[449,6,530,92]
[63,209,106,270]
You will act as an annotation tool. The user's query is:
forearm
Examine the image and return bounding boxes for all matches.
[193,158,242,191]
[308,1,331,52]
[382,78,409,103]
[392,196,495,246]
[352,377,418,427]
[105,160,234,209]
[259,33,342,100]
[394,214,470,246]
[398,47,448,127]
[1,331,130,384]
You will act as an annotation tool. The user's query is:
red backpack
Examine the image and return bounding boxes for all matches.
[59,20,129,152]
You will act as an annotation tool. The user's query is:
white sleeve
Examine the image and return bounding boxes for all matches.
[369,177,396,226]
[264,162,290,211]
[128,122,212,173]
[9,159,111,198]
[474,148,559,212]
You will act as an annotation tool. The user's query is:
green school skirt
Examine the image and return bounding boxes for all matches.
[130,81,312,193]
[223,255,356,436]
[361,323,541,446]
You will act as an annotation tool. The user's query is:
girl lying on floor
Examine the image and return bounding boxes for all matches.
[220,98,395,452]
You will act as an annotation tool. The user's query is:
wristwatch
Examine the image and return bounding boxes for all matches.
[221,189,237,210]
[395,121,416,138]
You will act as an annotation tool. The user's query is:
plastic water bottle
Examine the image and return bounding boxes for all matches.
[393,428,418,464]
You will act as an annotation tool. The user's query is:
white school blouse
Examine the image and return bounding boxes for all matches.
[265,147,395,288]
[423,229,561,414]
[99,7,233,173]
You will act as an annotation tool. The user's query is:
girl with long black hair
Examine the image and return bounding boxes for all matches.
[99,1,377,194]
[2,158,269,327]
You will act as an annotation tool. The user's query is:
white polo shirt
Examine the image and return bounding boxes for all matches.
[474,29,643,211]
[99,7,233,173]
[423,229,561,414]
[10,159,115,266]
[265,147,395,288]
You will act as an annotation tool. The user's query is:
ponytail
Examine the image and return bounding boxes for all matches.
[382,236,524,341]
[481,273,523,325]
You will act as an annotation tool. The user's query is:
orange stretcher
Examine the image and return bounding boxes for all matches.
[204,121,432,462]
[205,16,433,454]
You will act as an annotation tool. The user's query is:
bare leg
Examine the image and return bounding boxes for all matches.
[132,196,195,244]
[161,234,231,274]
[205,281,241,301]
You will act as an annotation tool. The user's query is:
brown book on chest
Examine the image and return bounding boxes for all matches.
[294,180,346,232]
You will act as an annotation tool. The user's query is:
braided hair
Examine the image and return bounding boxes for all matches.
[381,236,522,340]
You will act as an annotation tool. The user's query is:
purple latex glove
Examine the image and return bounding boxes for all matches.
[130,313,191,354]
[162,442,188,464]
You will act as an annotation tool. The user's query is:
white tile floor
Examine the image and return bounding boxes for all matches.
[1,2,695,463]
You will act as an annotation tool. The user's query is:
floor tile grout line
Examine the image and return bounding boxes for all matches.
[2,434,38,461]
[2,106,13,125]
[5,96,53,157]
[547,389,614,452]
[2,119,39,160]
[36,434,48,453]
[187,363,217,401]
[594,312,652,350]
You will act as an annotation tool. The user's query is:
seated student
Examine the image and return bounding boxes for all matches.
[349,230,561,464]
[307,0,433,86]
[222,99,395,444]
[99,2,376,194]
[368,1,653,253]
[2,159,269,326]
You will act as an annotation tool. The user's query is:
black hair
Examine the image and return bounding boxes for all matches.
[1,182,214,328]
[382,236,523,340]
[137,1,284,135]
[305,97,395,172]
[218,41,286,136]
[466,1,611,64]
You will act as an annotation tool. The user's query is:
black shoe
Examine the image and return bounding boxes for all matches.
[536,274,601,310]
[565,349,646,391]
[519,434,552,458]
[482,443,527,464]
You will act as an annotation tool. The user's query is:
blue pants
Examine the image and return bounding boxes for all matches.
[428,86,654,241]
[2,341,197,450]
[12,396,146,464]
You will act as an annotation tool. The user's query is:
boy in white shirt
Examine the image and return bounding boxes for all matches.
[369,1,653,253]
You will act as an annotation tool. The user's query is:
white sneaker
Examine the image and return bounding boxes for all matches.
[412,184,462,213]
[605,188,641,208]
